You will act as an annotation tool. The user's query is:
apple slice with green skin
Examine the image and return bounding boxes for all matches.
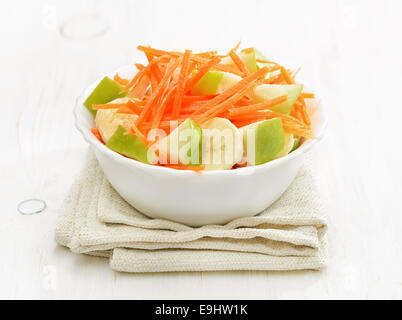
[191,71,224,95]
[221,49,259,73]
[239,50,259,73]
[251,84,303,114]
[191,71,242,96]
[275,134,295,159]
[106,126,158,164]
[240,118,285,165]
[95,98,138,143]
[153,119,202,165]
[84,77,127,116]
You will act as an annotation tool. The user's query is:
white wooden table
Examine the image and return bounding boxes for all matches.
[1,0,401,299]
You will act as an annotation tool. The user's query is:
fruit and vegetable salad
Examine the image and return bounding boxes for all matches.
[85,44,316,171]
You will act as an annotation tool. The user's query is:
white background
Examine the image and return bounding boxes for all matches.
[1,0,401,299]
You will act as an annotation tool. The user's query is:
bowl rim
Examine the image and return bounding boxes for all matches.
[74,67,328,177]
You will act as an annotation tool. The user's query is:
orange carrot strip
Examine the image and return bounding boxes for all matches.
[227,111,268,121]
[123,65,146,91]
[171,49,192,118]
[301,92,315,99]
[91,128,104,143]
[141,119,185,132]
[182,95,217,103]
[256,59,280,66]
[124,58,167,91]
[184,56,222,93]
[280,66,295,84]
[192,66,270,117]
[114,74,129,86]
[162,164,205,171]
[233,111,314,138]
[92,103,128,110]
[297,96,311,126]
[137,58,180,127]
[136,46,210,64]
[262,73,284,84]
[228,50,249,76]
[151,84,178,129]
[266,112,313,138]
[121,99,144,113]
[128,73,150,99]
[151,62,163,82]
[212,64,244,76]
[196,80,261,124]
[232,41,241,52]
[228,95,287,117]
[128,122,147,144]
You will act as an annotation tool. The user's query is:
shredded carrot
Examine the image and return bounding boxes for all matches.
[196,81,261,124]
[182,95,217,104]
[280,66,295,84]
[171,49,192,118]
[137,58,180,128]
[91,128,104,143]
[92,103,128,110]
[228,50,249,76]
[124,57,167,92]
[162,164,205,171]
[232,41,241,52]
[151,83,177,129]
[128,122,147,144]
[256,59,280,66]
[301,92,315,99]
[232,111,314,138]
[192,66,270,117]
[262,72,284,84]
[128,73,150,99]
[114,74,129,86]
[228,95,287,117]
[296,96,311,126]
[137,46,210,64]
[212,64,244,76]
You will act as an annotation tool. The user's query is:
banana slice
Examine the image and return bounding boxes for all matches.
[95,98,138,142]
[201,118,243,170]
[275,134,295,159]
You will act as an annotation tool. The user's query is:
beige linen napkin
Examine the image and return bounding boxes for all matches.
[55,151,327,272]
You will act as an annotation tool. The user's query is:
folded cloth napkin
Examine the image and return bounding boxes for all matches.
[55,151,327,273]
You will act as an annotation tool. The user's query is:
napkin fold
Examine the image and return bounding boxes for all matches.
[55,151,327,272]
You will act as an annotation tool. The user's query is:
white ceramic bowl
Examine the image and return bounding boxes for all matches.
[74,66,327,226]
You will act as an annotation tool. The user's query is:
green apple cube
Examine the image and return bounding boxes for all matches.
[241,118,285,165]
[254,47,271,68]
[191,71,224,95]
[191,71,241,96]
[84,77,127,116]
[239,50,258,73]
[106,126,158,164]
[221,49,259,73]
[156,119,202,165]
[251,84,303,114]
